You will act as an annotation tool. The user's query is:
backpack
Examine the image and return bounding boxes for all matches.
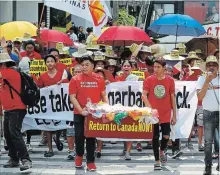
[3,71,40,107]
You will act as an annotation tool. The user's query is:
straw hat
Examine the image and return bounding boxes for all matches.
[93,51,108,64]
[72,44,93,58]
[199,55,219,72]
[150,44,166,57]
[163,50,185,61]
[184,51,201,63]
[105,46,118,58]
[0,53,16,65]
[176,43,187,56]
[56,42,69,55]
[191,60,204,70]
[22,32,36,41]
[86,44,100,51]
[139,46,152,53]
[195,49,203,55]
[107,59,117,67]
[12,37,22,43]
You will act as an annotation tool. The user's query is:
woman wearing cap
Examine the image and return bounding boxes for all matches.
[38,55,69,157]
[115,60,139,160]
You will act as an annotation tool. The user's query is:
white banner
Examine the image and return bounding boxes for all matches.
[106,81,198,140]
[26,83,74,121]
[22,118,73,132]
[22,81,198,139]
[44,0,111,36]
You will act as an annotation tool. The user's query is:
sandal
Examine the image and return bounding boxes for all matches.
[44,151,54,157]
[53,136,63,151]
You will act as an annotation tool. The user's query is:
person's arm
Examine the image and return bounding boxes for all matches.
[0,72,2,79]
[197,74,214,101]
[141,90,152,108]
[70,94,84,114]
[171,93,177,125]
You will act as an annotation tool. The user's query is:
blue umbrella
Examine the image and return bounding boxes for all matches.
[148,14,206,36]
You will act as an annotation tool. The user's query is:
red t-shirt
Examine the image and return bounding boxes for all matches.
[143,75,175,124]
[0,68,26,110]
[20,51,42,60]
[69,72,105,114]
[38,71,68,88]
[115,74,127,82]
[56,62,67,73]
[137,60,148,70]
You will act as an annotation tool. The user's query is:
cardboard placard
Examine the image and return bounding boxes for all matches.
[84,115,153,139]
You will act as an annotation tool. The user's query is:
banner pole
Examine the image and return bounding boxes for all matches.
[39,3,45,28]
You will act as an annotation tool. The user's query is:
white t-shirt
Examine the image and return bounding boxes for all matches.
[197,75,219,111]
[212,13,219,22]
[70,33,78,42]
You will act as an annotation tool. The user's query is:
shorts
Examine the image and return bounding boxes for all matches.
[66,127,75,137]
[196,106,203,127]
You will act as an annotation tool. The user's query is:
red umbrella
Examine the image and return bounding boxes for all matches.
[39,29,73,46]
[97,26,152,46]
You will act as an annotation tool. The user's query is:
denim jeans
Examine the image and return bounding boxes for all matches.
[4,109,31,162]
[214,128,219,154]
[203,110,219,165]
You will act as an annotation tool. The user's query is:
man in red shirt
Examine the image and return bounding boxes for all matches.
[69,56,108,171]
[0,53,32,171]
[20,40,41,60]
[142,58,177,171]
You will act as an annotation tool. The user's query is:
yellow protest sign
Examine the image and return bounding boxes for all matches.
[29,60,47,77]
[131,71,145,79]
[59,58,72,66]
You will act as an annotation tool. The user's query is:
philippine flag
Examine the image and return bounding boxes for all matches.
[166,60,182,75]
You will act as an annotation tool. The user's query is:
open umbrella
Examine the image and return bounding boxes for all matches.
[97,26,152,46]
[92,27,109,44]
[148,14,206,46]
[186,35,219,57]
[39,29,73,46]
[0,21,37,40]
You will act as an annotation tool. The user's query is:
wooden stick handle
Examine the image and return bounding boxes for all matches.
[38,4,45,29]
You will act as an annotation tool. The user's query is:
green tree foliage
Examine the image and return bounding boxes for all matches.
[116,8,136,26]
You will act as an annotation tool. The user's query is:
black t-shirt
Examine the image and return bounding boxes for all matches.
[78,32,86,43]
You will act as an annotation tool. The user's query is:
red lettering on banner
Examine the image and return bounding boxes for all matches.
[207,27,212,35]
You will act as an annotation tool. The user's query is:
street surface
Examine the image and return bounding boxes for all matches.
[0,136,219,175]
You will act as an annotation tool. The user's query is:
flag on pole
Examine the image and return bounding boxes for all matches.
[44,0,111,36]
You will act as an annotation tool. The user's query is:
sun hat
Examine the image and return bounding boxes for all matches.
[86,44,100,51]
[107,59,117,67]
[93,51,108,64]
[191,60,204,70]
[72,44,93,58]
[176,43,187,56]
[105,46,118,58]
[195,49,203,55]
[12,37,22,43]
[0,53,16,66]
[55,42,69,55]
[139,45,152,53]
[199,55,218,72]
[150,44,166,57]
[184,51,201,63]
[163,50,185,61]
[22,32,36,41]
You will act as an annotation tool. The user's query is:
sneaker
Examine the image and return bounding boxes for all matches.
[38,137,47,146]
[20,159,32,171]
[198,145,204,152]
[212,153,219,159]
[170,150,183,159]
[87,162,97,171]
[75,156,83,168]
[185,142,193,148]
[110,141,116,144]
[124,152,131,160]
[203,164,212,175]
[67,150,75,160]
[3,159,19,168]
[136,143,142,152]
[154,163,162,171]
[26,144,33,151]
[96,151,101,158]
[160,154,167,166]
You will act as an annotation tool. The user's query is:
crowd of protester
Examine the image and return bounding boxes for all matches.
[0,22,219,175]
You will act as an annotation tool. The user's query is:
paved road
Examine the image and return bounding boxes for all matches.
[0,136,219,175]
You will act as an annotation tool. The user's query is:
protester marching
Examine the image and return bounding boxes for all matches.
[0,1,219,175]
